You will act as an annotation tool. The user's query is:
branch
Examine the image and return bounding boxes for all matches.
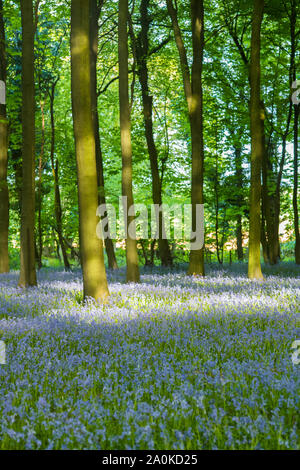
[149,34,171,56]
[34,0,41,34]
[97,69,135,96]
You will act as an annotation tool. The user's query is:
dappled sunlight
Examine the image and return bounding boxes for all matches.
[0,265,299,449]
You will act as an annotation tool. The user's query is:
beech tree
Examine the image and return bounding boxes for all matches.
[118,0,140,283]
[167,0,205,276]
[1,0,298,281]
[90,0,118,270]
[71,0,109,300]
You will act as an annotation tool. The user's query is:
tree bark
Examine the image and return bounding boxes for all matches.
[118,0,140,283]
[18,0,37,287]
[129,0,173,267]
[71,0,109,300]
[49,81,70,271]
[225,9,278,268]
[248,0,264,280]
[36,99,45,269]
[0,0,9,273]
[167,0,205,276]
[261,136,277,264]
[90,0,118,270]
[234,146,244,261]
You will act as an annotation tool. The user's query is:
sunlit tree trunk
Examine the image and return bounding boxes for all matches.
[0,0,9,273]
[18,0,37,287]
[118,0,140,283]
[248,0,264,280]
[90,0,118,270]
[71,0,109,300]
[225,9,278,267]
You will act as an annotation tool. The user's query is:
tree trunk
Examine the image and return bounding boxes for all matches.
[37,99,45,270]
[167,0,205,276]
[214,153,222,264]
[234,146,244,261]
[71,0,109,300]
[130,0,173,267]
[236,214,243,261]
[0,0,9,273]
[188,0,205,275]
[118,0,140,283]
[90,0,118,270]
[260,213,269,264]
[248,0,264,280]
[261,136,277,264]
[225,8,277,269]
[18,0,37,287]
[49,82,70,271]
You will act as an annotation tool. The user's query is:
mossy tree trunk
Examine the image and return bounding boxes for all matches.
[118,0,140,283]
[71,0,109,300]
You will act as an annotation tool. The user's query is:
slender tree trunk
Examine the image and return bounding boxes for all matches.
[274,103,292,262]
[118,0,140,283]
[0,0,9,273]
[225,10,276,268]
[90,0,118,270]
[236,214,243,261]
[71,0,109,300]
[248,0,264,280]
[188,0,205,276]
[37,99,45,269]
[18,0,37,287]
[214,153,222,264]
[234,146,244,261]
[261,138,277,264]
[54,160,71,270]
[49,82,70,271]
[167,0,205,276]
[130,0,172,267]
[260,205,269,263]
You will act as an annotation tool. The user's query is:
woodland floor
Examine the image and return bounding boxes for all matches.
[0,263,299,450]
